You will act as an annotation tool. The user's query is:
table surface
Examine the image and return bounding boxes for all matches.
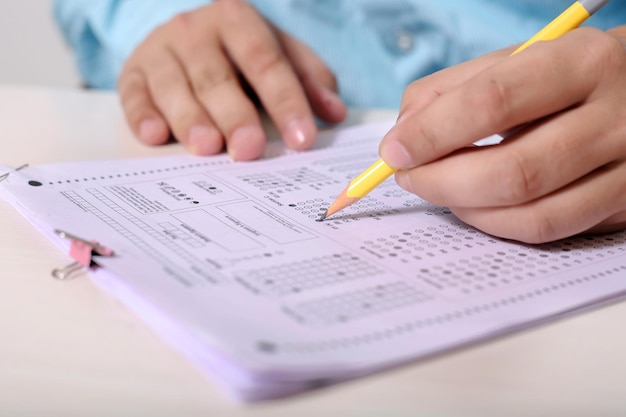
[1,85,625,417]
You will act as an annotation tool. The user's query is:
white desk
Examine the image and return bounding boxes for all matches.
[1,85,625,417]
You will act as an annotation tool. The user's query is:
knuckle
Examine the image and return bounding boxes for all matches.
[165,8,215,42]
[326,72,339,92]
[118,71,146,108]
[220,0,244,9]
[587,27,623,56]
[160,12,194,41]
[217,0,253,22]
[399,89,440,155]
[524,210,559,244]
[311,66,338,91]
[493,151,540,205]
[168,12,192,32]
[216,0,237,10]
[150,65,179,91]
[414,119,439,155]
[400,83,418,105]
[600,35,626,70]
[245,43,285,80]
[266,88,311,122]
[121,100,150,130]
[263,84,296,110]
[465,76,511,131]
[117,67,140,93]
[190,67,237,97]
[579,28,626,77]
[401,82,442,113]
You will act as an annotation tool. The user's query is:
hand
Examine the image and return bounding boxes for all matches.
[379,27,626,244]
[118,0,347,160]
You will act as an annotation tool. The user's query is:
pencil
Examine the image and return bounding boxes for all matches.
[321,0,610,221]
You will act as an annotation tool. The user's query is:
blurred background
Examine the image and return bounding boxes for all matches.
[0,1,79,86]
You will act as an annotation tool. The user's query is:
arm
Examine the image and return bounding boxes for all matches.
[53,0,210,88]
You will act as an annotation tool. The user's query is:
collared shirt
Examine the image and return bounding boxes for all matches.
[53,0,626,108]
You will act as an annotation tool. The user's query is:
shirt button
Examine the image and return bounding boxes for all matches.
[395,29,414,53]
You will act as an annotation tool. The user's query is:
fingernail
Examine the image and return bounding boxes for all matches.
[139,118,165,143]
[379,135,413,169]
[188,125,221,155]
[285,118,316,150]
[228,125,265,161]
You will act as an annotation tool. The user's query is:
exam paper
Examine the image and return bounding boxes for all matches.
[2,120,626,401]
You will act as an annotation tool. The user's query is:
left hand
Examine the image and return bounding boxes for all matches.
[379,27,626,244]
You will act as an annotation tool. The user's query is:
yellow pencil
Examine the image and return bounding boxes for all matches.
[322,0,610,220]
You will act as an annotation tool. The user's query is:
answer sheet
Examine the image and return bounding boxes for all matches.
[2,120,626,400]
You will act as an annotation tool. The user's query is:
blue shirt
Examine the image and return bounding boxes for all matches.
[53,0,626,109]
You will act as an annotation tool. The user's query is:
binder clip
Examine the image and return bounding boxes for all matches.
[0,163,28,182]
[51,229,114,280]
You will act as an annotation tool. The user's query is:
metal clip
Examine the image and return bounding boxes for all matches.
[0,163,28,183]
[51,229,114,280]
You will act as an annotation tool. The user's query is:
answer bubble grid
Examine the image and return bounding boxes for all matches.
[264,263,626,355]
[360,226,626,297]
[279,167,341,190]
[360,222,498,264]
[283,281,432,326]
[284,194,394,222]
[234,252,384,296]
[289,198,326,218]
[237,167,340,198]
[238,172,301,193]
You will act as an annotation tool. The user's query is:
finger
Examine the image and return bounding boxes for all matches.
[278,29,347,124]
[118,66,169,146]
[585,211,626,235]
[396,101,624,208]
[397,46,514,123]
[218,0,317,151]
[169,9,267,160]
[449,159,626,244]
[380,28,607,170]
[139,46,224,155]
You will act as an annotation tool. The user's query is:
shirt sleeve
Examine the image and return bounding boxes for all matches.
[53,0,211,89]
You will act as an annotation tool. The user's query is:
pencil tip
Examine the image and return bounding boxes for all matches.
[317,210,328,222]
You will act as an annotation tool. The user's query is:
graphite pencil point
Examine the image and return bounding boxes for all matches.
[323,185,361,220]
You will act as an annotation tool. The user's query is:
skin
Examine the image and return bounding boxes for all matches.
[379,27,626,244]
[118,0,347,161]
[118,0,626,244]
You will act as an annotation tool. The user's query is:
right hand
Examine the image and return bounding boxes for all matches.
[118,0,347,160]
